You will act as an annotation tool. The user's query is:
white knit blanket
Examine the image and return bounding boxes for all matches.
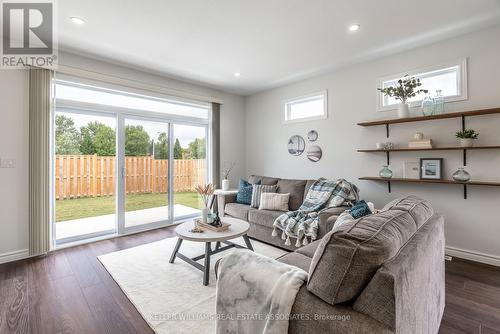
[215,249,307,334]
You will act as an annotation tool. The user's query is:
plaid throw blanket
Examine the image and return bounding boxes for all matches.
[272,178,359,247]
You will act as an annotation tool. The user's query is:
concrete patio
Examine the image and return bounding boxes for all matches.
[56,204,200,240]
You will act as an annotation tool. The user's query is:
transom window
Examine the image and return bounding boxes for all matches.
[377,59,468,111]
[283,90,327,123]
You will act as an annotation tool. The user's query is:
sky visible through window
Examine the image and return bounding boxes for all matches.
[55,82,209,120]
[289,98,324,120]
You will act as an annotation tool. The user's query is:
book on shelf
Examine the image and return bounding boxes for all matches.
[408,139,432,149]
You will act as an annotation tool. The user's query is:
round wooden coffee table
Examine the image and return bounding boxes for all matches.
[169,218,253,286]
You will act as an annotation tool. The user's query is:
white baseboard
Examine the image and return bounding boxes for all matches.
[1,245,499,268]
[446,246,500,267]
[0,249,29,264]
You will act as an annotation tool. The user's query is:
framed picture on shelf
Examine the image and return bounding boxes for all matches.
[420,158,443,180]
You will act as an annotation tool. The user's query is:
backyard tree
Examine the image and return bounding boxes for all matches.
[125,125,150,156]
[155,132,169,159]
[55,115,81,154]
[173,138,183,159]
[187,138,206,159]
[80,122,116,156]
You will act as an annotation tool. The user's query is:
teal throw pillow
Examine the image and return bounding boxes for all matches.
[349,200,372,219]
[236,179,260,205]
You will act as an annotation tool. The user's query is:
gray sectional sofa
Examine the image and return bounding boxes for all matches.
[217,175,349,250]
[266,195,444,333]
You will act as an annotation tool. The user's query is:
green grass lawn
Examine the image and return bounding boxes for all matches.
[56,191,202,222]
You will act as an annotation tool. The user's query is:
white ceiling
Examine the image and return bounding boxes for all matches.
[58,0,500,96]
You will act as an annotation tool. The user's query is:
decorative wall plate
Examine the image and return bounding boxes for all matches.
[287,135,305,156]
[307,130,318,142]
[307,145,322,162]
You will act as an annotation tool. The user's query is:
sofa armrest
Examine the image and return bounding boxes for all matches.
[217,193,237,217]
[317,206,349,238]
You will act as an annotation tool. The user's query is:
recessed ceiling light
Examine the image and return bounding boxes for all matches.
[349,24,360,32]
[70,17,86,25]
[234,72,241,77]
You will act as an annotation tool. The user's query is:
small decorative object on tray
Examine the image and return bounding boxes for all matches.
[189,225,205,233]
[210,212,222,227]
[195,218,231,232]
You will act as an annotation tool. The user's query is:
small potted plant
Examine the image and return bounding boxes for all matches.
[195,184,214,223]
[221,162,235,191]
[378,75,428,118]
[456,128,479,147]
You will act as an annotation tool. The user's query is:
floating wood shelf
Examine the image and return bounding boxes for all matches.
[357,107,500,138]
[359,177,500,199]
[357,146,500,166]
[357,108,500,127]
[357,107,500,198]
[359,177,500,186]
[357,145,500,152]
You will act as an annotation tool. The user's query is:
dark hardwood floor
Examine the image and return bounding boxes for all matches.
[1,226,499,334]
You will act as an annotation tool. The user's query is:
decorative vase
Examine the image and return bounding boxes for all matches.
[433,90,444,114]
[452,167,471,182]
[201,207,209,224]
[421,93,434,116]
[379,165,393,179]
[460,138,474,147]
[397,103,410,118]
[222,179,230,191]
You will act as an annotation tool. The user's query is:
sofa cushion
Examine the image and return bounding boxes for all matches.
[248,208,282,229]
[277,179,307,211]
[382,195,434,227]
[295,240,321,258]
[277,252,311,272]
[225,203,251,221]
[248,175,280,185]
[307,196,434,305]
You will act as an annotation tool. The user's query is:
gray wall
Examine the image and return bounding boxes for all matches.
[244,25,500,265]
[0,52,246,262]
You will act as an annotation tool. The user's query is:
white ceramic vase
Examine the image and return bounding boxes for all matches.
[201,207,209,223]
[460,138,474,147]
[222,179,230,191]
[397,103,410,118]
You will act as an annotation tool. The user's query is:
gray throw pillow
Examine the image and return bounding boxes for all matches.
[251,184,278,208]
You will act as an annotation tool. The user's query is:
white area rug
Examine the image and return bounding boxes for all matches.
[98,236,288,334]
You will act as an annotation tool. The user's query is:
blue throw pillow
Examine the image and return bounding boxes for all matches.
[349,200,372,219]
[236,179,260,205]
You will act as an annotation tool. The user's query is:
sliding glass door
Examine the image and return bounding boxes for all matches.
[53,77,211,245]
[54,110,117,243]
[173,123,208,220]
[123,117,171,230]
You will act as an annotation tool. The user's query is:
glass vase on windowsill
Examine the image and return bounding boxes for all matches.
[421,93,434,116]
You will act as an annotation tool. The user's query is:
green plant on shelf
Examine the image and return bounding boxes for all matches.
[377,75,428,104]
[455,128,479,139]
